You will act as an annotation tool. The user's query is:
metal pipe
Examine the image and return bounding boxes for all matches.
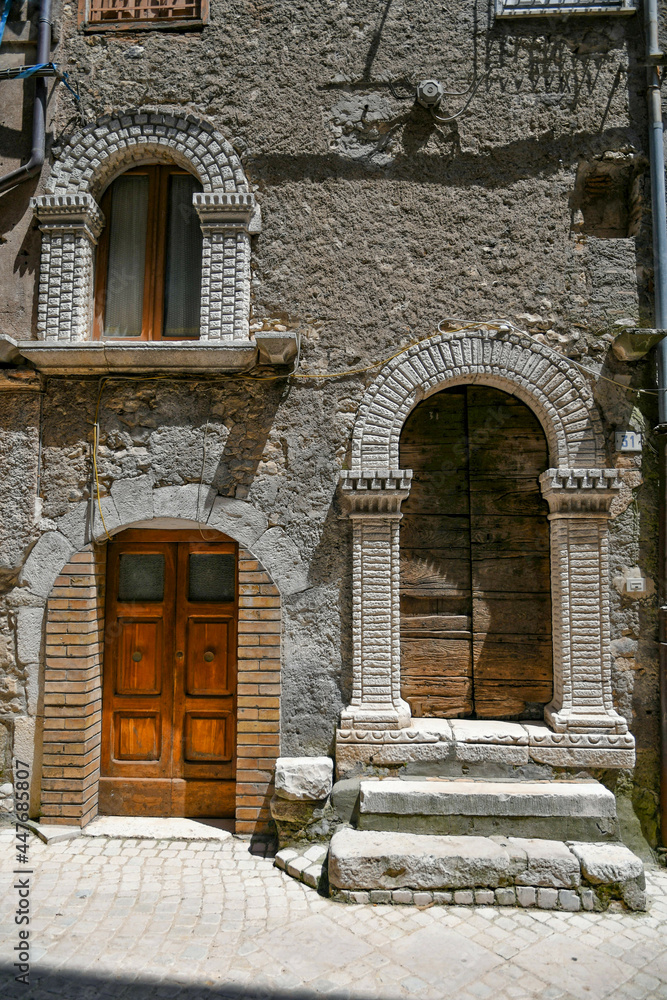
[0,0,52,195]
[646,0,667,847]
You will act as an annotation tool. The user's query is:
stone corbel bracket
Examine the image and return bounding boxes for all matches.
[540,468,621,515]
[339,469,413,516]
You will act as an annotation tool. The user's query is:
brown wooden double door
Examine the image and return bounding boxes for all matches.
[400,385,553,720]
[101,530,237,817]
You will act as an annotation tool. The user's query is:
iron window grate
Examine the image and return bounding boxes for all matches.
[87,0,201,24]
[495,0,636,15]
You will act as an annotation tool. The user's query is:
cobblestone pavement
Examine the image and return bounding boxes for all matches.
[2,827,667,1000]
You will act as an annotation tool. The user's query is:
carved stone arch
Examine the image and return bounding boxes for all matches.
[340,330,632,760]
[46,110,248,197]
[32,110,258,343]
[351,329,606,471]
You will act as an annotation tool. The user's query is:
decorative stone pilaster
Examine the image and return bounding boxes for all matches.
[339,470,413,730]
[194,192,258,342]
[539,468,627,734]
[32,195,105,342]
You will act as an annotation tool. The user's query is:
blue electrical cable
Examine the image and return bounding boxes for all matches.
[0,0,12,51]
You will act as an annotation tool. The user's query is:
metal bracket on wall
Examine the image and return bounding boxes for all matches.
[612,328,667,361]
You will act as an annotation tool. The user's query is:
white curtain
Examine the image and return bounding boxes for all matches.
[103,175,149,338]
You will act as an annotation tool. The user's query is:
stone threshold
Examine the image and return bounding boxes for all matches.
[335,719,636,774]
[26,816,234,843]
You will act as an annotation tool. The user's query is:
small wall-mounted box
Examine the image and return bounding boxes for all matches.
[612,568,654,598]
[615,431,643,453]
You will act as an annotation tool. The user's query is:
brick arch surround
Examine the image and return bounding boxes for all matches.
[32,110,257,343]
[339,329,633,759]
[39,535,281,833]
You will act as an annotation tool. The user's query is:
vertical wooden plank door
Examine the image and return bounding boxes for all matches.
[101,530,237,817]
[399,386,553,720]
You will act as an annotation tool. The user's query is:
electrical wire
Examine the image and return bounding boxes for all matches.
[90,319,656,535]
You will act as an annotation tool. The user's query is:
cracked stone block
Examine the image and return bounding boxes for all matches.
[516,886,536,907]
[495,887,516,906]
[369,890,392,904]
[508,837,580,888]
[537,888,558,909]
[559,889,581,911]
[568,841,644,885]
[275,757,334,802]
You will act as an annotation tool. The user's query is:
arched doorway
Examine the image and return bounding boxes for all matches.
[399,385,552,720]
[100,529,238,817]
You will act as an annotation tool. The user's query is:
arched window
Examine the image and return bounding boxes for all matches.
[93,165,203,341]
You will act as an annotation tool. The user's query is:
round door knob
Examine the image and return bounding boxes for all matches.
[132,651,142,662]
[203,650,215,662]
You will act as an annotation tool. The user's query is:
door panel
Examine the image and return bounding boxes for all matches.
[399,385,553,720]
[115,712,161,760]
[186,620,231,695]
[117,619,162,694]
[101,530,237,818]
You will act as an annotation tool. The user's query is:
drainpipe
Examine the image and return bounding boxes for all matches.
[0,0,52,195]
[646,0,667,847]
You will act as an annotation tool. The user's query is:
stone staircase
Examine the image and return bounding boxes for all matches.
[327,775,646,911]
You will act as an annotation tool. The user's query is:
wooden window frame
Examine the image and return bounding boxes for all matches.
[78,0,209,33]
[94,165,201,343]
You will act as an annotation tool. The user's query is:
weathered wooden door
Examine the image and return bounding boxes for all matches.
[400,385,552,719]
[101,529,237,817]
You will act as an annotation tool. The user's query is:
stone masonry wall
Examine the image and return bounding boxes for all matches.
[0,2,662,842]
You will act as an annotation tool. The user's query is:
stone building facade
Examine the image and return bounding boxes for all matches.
[0,0,662,847]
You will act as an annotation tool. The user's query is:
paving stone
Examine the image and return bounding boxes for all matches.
[433,891,453,904]
[286,856,310,878]
[303,844,328,864]
[495,888,516,906]
[274,848,298,870]
[392,889,413,904]
[454,890,475,905]
[559,889,581,911]
[302,865,322,888]
[581,889,596,911]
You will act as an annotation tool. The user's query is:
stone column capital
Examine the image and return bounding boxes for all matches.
[339,469,413,516]
[193,192,260,232]
[31,193,105,243]
[539,468,621,515]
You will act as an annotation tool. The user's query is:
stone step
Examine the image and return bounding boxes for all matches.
[358,777,618,841]
[328,828,645,911]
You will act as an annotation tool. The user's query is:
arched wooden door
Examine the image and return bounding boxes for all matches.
[399,385,552,719]
[100,529,237,817]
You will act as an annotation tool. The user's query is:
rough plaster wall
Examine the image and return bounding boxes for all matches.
[0,2,661,839]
